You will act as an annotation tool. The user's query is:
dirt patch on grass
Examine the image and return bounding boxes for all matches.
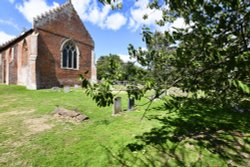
[24,116,54,135]
[0,152,19,164]
[0,104,9,108]
[0,109,36,125]
[0,109,54,137]
[0,109,35,117]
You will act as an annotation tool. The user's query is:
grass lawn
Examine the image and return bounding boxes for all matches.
[0,85,249,166]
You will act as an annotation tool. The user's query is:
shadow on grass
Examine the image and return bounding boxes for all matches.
[104,98,250,166]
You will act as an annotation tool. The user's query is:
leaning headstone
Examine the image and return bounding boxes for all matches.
[64,86,70,93]
[128,97,135,111]
[113,97,122,115]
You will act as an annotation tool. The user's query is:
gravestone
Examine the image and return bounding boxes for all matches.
[113,97,122,115]
[128,97,135,111]
[64,86,70,93]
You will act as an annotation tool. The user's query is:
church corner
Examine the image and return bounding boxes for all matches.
[0,1,95,90]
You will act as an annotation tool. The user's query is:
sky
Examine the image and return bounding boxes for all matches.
[0,0,185,61]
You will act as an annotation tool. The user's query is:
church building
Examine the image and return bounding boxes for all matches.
[0,0,96,89]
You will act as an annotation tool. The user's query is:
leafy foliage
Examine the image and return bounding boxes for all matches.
[97,54,123,81]
[80,74,114,107]
[85,0,250,108]
[128,0,250,105]
[97,54,146,82]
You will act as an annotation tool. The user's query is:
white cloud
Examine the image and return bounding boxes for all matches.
[128,0,191,33]
[16,0,59,23]
[87,4,110,26]
[0,31,15,45]
[159,17,194,33]
[72,0,93,21]
[104,13,127,30]
[17,0,127,31]
[9,0,15,4]
[171,18,188,29]
[118,54,136,63]
[72,0,126,30]
[0,19,20,30]
[129,0,163,31]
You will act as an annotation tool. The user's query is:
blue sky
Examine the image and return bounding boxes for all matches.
[0,0,185,61]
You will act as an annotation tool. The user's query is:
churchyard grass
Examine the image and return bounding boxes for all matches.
[0,85,249,166]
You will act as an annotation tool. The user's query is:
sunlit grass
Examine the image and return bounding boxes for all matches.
[0,85,249,166]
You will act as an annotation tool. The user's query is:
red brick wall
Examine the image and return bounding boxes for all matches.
[0,52,5,83]
[16,37,32,86]
[0,47,18,85]
[8,45,18,84]
[36,4,94,88]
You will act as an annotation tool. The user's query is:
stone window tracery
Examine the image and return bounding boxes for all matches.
[61,40,79,70]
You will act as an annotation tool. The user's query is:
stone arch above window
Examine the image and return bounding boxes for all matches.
[61,39,79,70]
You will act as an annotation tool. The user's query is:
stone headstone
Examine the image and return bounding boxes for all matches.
[64,86,70,93]
[113,97,122,115]
[128,97,135,111]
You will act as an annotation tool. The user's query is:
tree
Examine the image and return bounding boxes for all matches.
[82,0,250,109]
[121,61,147,82]
[96,54,123,80]
[154,0,250,104]
[97,54,147,82]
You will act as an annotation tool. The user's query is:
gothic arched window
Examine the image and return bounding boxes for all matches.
[61,40,79,69]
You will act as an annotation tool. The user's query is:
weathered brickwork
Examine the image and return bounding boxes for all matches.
[8,45,18,84]
[0,1,96,89]
[35,3,94,88]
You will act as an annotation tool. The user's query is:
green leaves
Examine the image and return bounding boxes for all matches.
[80,75,114,107]
[230,80,250,94]
[90,0,250,108]
[96,54,123,81]
[126,85,146,100]
[138,0,250,103]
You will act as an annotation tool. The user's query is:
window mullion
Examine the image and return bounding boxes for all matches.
[72,51,74,69]
[67,50,69,68]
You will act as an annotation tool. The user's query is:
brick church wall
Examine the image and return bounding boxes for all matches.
[8,45,18,84]
[0,2,95,89]
[0,52,4,83]
[0,47,18,85]
[35,3,94,88]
